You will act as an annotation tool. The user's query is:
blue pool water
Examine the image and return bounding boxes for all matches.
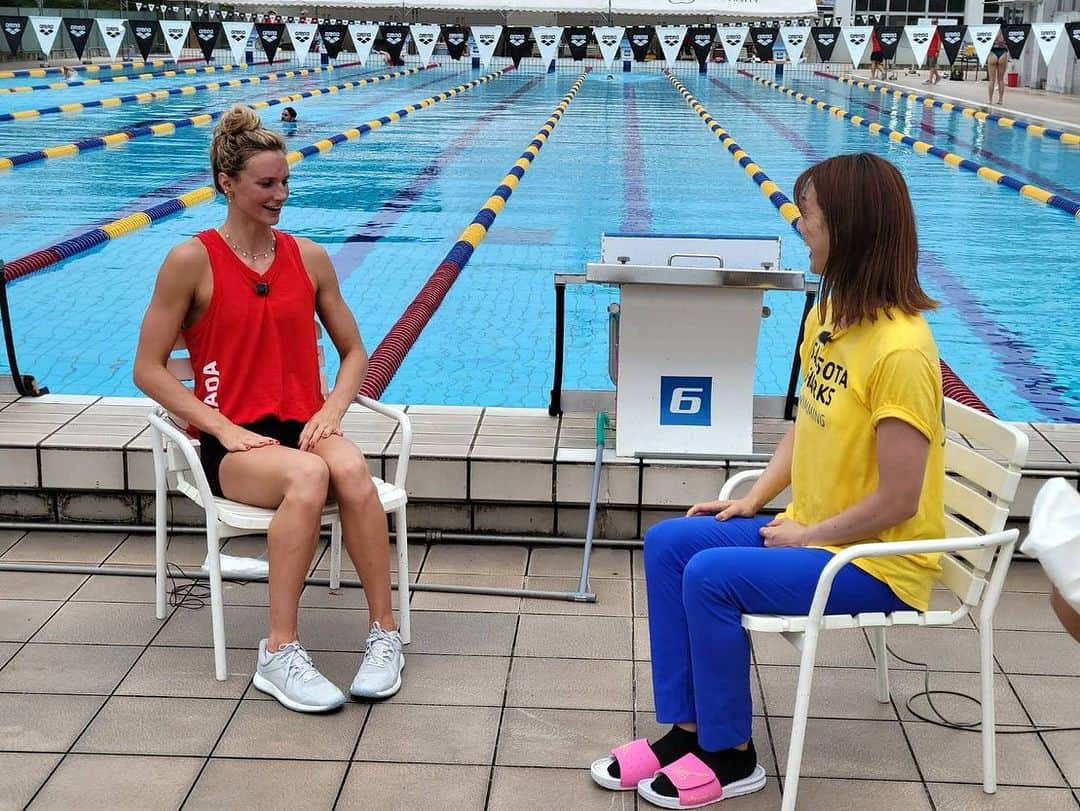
[0,60,1077,422]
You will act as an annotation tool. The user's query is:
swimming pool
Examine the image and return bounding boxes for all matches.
[1,60,1077,422]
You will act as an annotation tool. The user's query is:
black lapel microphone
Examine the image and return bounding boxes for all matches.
[254,281,270,297]
[818,330,832,344]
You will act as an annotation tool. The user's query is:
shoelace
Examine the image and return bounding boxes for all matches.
[363,624,398,668]
[275,642,322,684]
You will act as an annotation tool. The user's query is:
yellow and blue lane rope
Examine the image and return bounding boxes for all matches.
[0,63,337,125]
[664,72,801,229]
[3,67,512,283]
[0,61,248,95]
[834,74,1080,146]
[0,58,176,79]
[0,65,431,171]
[361,69,590,398]
[747,74,1080,221]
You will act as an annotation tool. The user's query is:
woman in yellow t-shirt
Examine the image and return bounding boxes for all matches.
[591,153,945,809]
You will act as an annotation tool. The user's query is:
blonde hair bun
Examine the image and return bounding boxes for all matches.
[210,105,287,193]
[214,104,263,140]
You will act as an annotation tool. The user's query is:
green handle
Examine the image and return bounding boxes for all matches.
[595,411,609,447]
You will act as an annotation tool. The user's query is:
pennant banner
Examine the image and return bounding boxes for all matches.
[131,20,157,62]
[533,25,562,65]
[905,25,935,67]
[1067,21,1080,60]
[841,25,874,66]
[410,24,440,63]
[749,26,778,61]
[471,25,501,66]
[593,26,624,68]
[30,16,61,57]
[254,22,285,63]
[443,25,469,60]
[318,23,347,60]
[875,25,903,60]
[285,22,317,63]
[221,21,252,64]
[626,26,652,61]
[780,26,811,64]
[967,24,998,66]
[1002,23,1030,60]
[505,27,531,67]
[63,18,93,61]
[348,23,379,63]
[1,16,26,55]
[161,20,191,60]
[566,26,590,61]
[656,26,686,64]
[688,26,715,68]
[97,18,127,60]
[718,25,748,64]
[810,26,840,61]
[381,24,407,64]
[1031,22,1064,67]
[193,21,220,62]
[938,25,966,65]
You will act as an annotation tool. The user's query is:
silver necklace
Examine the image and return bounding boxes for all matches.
[220,229,277,262]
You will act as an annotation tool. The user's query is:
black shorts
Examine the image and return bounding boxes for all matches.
[871,50,884,63]
[199,416,305,497]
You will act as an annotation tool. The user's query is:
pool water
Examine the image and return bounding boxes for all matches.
[0,61,1077,422]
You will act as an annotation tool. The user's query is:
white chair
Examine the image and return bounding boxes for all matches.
[148,330,413,681]
[718,398,1029,811]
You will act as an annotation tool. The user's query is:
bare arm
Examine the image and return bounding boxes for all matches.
[687,424,794,519]
[1051,588,1080,643]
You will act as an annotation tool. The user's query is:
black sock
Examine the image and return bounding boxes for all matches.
[608,725,697,779]
[649,740,757,797]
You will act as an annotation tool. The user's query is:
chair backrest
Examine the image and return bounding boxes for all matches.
[938,398,1029,609]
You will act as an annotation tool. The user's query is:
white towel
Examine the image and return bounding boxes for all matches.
[1020,477,1080,612]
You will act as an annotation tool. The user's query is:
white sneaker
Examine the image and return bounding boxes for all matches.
[350,622,404,699]
[252,640,346,713]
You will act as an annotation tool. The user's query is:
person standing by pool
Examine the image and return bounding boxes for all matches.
[870,27,885,80]
[133,105,405,713]
[987,21,1009,105]
[590,152,945,808]
[924,22,942,85]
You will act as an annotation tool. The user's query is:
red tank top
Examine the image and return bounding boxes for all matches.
[182,229,324,432]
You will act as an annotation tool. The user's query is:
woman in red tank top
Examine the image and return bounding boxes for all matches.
[133,105,404,713]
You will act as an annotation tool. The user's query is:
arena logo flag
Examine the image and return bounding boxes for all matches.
[1067,22,1080,60]
[193,21,220,62]
[532,26,562,66]
[780,26,811,64]
[285,22,317,64]
[220,20,253,64]
[380,25,408,65]
[840,25,874,66]
[1031,22,1065,67]
[29,17,61,57]
[254,22,285,63]
[937,25,966,65]
[718,25,748,65]
[63,18,93,61]
[318,23,347,60]
[626,26,652,61]
[749,26,779,61]
[505,27,532,67]
[132,21,157,62]
[347,23,379,64]
[442,26,469,60]
[409,24,441,63]
[875,25,903,60]
[656,25,686,65]
[471,26,502,67]
[566,26,590,61]
[966,24,998,66]
[593,26,625,68]
[1,16,26,55]
[1001,23,1030,60]
[688,26,715,68]
[96,18,127,60]
[810,26,841,61]
[904,24,935,67]
[161,20,191,60]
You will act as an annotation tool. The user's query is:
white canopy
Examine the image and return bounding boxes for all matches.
[227,0,814,16]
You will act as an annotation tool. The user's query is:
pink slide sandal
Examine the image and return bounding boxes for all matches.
[637,752,767,809]
[590,738,662,790]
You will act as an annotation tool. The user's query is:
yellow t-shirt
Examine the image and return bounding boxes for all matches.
[781,306,946,612]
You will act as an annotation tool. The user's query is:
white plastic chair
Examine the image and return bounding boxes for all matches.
[718,398,1029,811]
[148,331,413,681]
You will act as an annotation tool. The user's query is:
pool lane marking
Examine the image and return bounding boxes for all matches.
[359,69,590,400]
[621,83,652,231]
[742,72,1080,221]
[2,68,513,284]
[0,64,432,172]
[829,73,1080,146]
[333,76,546,282]
[0,61,253,95]
[0,63,343,126]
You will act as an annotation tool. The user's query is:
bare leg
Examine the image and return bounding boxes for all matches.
[995,58,1007,103]
[312,435,395,630]
[987,56,1000,103]
[219,446,330,650]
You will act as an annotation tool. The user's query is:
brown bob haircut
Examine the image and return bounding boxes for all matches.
[793,153,936,329]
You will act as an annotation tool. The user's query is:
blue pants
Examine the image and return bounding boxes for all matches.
[644,515,910,751]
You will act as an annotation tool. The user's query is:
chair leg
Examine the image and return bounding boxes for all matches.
[394,506,411,645]
[781,629,822,811]
[980,623,997,794]
[329,519,342,591]
[205,525,228,681]
[870,627,891,703]
[154,474,168,621]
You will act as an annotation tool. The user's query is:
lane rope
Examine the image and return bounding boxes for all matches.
[0,61,249,95]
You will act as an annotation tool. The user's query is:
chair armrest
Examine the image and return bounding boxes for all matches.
[146,408,219,521]
[353,395,413,491]
[718,469,765,500]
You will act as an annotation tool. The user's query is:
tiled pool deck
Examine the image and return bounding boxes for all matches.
[0,389,1079,809]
